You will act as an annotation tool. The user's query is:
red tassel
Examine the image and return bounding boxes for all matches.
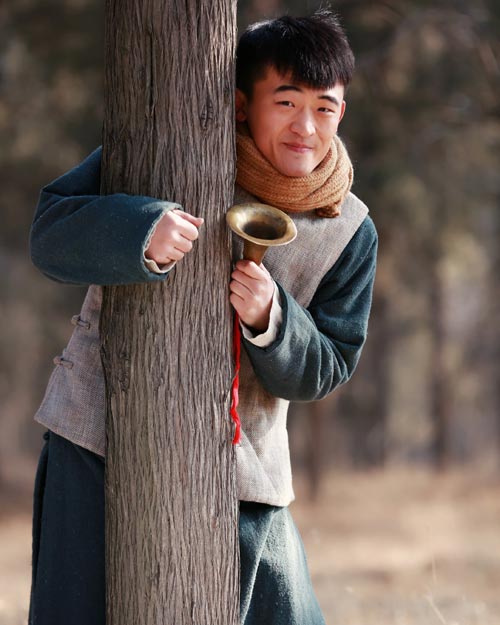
[230,312,242,445]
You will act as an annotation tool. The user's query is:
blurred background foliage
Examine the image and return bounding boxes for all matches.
[1,0,499,494]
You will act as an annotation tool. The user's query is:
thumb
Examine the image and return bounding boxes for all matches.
[174,210,204,228]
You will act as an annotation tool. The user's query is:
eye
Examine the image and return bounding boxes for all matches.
[276,100,295,107]
[318,106,335,114]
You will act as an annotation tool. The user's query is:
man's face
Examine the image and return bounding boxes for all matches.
[236,66,346,178]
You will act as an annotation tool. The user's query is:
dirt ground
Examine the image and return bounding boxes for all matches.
[292,468,500,625]
[1,468,499,625]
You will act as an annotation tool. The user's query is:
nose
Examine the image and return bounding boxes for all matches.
[290,110,316,137]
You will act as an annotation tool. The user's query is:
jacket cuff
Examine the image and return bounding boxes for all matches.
[140,203,177,276]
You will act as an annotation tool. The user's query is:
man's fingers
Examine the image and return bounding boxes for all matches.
[229,293,245,310]
[235,259,266,279]
[146,209,203,265]
[230,279,253,300]
[176,219,202,242]
[231,269,259,294]
[172,236,193,254]
[165,247,185,262]
[174,209,204,229]
[231,265,268,288]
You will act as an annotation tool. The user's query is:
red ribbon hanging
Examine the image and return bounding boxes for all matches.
[230,312,242,445]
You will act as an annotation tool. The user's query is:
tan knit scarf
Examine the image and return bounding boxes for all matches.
[236,127,353,218]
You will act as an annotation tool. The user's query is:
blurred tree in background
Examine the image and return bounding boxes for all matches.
[0,0,105,485]
[1,0,499,492]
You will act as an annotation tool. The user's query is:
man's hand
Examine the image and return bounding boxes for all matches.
[230,260,274,332]
[145,209,204,265]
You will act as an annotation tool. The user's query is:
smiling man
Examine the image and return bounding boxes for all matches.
[28,10,377,625]
[227,17,377,623]
[236,69,345,177]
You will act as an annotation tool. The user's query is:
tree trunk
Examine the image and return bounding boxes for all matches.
[100,2,239,624]
[367,284,390,466]
[429,243,450,470]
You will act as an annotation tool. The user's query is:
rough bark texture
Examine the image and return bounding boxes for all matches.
[100,2,239,624]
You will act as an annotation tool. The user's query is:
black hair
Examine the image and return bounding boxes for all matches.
[236,10,355,98]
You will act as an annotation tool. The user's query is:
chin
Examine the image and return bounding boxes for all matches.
[276,157,317,178]
[282,165,315,178]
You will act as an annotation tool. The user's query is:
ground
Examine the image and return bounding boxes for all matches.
[293,468,500,625]
[1,468,499,625]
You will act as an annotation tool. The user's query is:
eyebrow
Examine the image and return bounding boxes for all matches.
[274,84,341,106]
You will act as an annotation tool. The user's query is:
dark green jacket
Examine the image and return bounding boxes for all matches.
[30,147,377,404]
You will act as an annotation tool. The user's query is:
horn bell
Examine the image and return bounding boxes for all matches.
[226,203,297,264]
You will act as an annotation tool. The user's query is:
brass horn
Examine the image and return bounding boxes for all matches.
[226,202,297,264]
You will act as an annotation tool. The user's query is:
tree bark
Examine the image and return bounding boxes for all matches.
[100,2,239,624]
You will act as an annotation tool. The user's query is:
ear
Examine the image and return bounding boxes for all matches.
[338,100,347,124]
[235,89,248,122]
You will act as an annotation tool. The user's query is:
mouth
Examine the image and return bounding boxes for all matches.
[283,143,314,154]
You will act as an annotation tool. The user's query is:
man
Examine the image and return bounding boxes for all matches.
[29,11,376,625]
